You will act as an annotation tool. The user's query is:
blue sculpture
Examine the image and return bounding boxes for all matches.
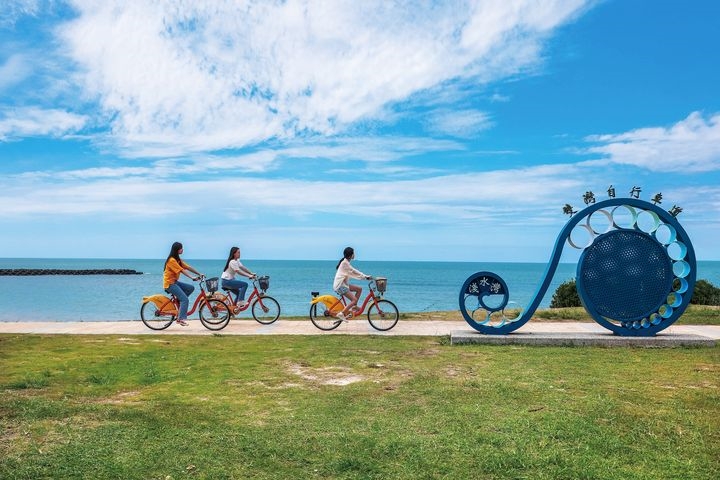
[459,196,696,336]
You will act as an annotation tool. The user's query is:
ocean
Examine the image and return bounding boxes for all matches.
[1,258,718,322]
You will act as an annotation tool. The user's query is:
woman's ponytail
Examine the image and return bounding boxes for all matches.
[336,247,354,269]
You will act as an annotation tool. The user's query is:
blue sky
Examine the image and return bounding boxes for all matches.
[1,0,719,262]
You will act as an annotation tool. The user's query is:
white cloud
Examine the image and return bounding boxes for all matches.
[0,54,32,91]
[489,93,510,103]
[281,136,465,163]
[583,111,720,173]
[0,106,87,140]
[56,0,592,156]
[0,161,585,221]
[14,134,467,181]
[0,0,55,26]
[4,151,718,260]
[425,109,493,138]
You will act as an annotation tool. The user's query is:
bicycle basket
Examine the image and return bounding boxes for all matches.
[375,277,387,293]
[206,277,219,293]
[258,275,270,291]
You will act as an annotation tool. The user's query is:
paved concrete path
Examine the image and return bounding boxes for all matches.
[0,319,718,342]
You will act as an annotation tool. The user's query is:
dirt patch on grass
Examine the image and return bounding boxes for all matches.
[0,422,35,458]
[243,380,304,390]
[416,348,441,357]
[96,390,142,405]
[1,416,109,458]
[694,363,719,372]
[444,367,462,377]
[287,363,365,386]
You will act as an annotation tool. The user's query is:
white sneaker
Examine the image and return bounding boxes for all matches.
[237,300,248,308]
[336,312,347,322]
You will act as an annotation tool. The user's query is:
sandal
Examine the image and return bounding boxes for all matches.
[176,319,189,326]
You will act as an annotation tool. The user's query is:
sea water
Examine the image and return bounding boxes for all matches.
[0,258,718,322]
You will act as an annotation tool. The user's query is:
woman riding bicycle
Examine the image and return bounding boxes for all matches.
[333,247,371,322]
[221,246,257,311]
[163,241,204,326]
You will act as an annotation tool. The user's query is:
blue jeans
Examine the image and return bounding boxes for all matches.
[221,278,248,304]
[166,281,195,320]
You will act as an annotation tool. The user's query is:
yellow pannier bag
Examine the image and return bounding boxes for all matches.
[143,294,177,314]
[310,294,343,313]
[211,292,227,301]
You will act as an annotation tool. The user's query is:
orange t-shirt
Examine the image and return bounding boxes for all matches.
[163,257,189,289]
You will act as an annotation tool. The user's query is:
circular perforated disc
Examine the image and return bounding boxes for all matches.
[577,230,673,321]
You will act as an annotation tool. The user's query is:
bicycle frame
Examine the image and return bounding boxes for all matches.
[223,285,261,312]
[220,278,265,310]
[170,283,210,316]
[336,290,376,318]
[311,279,382,318]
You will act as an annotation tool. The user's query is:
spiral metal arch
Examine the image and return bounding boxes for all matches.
[458,198,696,336]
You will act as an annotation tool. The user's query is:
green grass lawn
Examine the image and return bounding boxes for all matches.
[533,305,720,325]
[1,334,718,479]
[396,304,720,325]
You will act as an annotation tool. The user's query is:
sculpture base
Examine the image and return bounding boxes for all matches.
[450,330,716,347]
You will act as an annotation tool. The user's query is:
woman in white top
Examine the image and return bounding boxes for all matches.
[221,247,256,309]
[333,247,371,321]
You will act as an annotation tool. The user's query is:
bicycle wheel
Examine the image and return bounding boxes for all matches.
[140,300,175,330]
[199,299,231,330]
[310,302,341,331]
[367,299,399,331]
[251,296,280,324]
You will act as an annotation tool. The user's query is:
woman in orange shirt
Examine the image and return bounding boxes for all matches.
[163,241,204,326]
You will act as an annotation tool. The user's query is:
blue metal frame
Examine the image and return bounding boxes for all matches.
[458,198,696,336]
[458,272,510,332]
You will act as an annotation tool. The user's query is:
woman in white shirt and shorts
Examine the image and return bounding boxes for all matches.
[221,247,256,309]
[333,247,371,322]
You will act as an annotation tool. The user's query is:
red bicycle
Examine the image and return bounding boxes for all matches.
[212,275,280,324]
[309,277,399,331]
[140,276,231,330]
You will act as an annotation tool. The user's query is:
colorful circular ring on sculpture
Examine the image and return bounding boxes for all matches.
[611,205,638,229]
[465,308,491,325]
[653,223,677,245]
[587,209,613,235]
[567,223,595,250]
[501,301,524,324]
[667,241,688,261]
[673,261,691,278]
[672,277,688,294]
[666,292,683,308]
[635,209,661,234]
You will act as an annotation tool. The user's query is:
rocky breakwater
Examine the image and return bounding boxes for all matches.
[0,269,143,275]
